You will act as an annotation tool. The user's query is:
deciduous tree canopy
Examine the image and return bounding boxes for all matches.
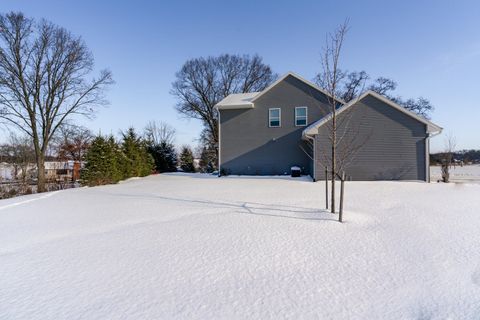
[0,12,113,191]
[171,54,277,164]
[316,70,434,119]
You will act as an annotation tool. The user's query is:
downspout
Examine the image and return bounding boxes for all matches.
[425,133,430,182]
[218,110,221,177]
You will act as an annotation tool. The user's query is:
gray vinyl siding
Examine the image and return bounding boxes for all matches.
[314,95,428,181]
[219,75,330,176]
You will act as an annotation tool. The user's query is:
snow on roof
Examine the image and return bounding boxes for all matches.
[215,92,259,110]
[303,90,443,136]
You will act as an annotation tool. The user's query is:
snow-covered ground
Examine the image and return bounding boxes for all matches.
[1,173,480,319]
[431,164,480,183]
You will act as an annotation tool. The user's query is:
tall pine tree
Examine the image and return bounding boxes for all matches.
[198,146,215,173]
[148,141,177,173]
[121,128,154,178]
[82,130,154,187]
[179,146,195,173]
[82,135,122,186]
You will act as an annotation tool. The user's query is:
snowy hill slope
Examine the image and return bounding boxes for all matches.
[1,174,479,319]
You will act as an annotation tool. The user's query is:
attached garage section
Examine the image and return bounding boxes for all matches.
[309,92,441,181]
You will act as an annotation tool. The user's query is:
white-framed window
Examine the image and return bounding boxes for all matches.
[295,106,308,126]
[269,108,281,127]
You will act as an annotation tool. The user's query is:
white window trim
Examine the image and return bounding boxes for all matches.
[295,106,308,127]
[269,108,281,127]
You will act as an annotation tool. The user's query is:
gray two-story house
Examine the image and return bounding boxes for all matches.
[215,72,442,181]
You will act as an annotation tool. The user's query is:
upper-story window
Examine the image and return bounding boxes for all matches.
[269,108,281,127]
[295,107,308,126]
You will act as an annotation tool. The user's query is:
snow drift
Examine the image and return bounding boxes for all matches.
[1,173,479,319]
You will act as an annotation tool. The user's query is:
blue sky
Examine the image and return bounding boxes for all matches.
[1,0,479,152]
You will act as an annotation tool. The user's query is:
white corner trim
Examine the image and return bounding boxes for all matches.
[218,111,222,176]
[425,135,430,182]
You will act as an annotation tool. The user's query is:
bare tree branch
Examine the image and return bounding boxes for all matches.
[0,12,113,192]
[171,54,277,166]
[144,121,176,146]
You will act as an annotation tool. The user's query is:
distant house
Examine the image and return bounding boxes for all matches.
[44,161,82,182]
[215,72,442,181]
[0,162,36,181]
[0,163,15,180]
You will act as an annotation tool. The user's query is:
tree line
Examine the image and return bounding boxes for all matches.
[81,124,205,186]
[431,149,480,165]
[0,122,205,187]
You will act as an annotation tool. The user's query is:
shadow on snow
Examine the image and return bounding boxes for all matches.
[100,190,336,222]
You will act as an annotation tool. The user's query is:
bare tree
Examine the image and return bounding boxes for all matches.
[171,54,277,165]
[316,70,369,103]
[0,132,35,182]
[55,124,93,161]
[144,121,176,146]
[441,134,456,183]
[368,77,397,96]
[0,12,113,192]
[320,70,434,119]
[318,20,350,214]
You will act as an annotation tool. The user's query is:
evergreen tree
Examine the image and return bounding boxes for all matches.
[139,140,155,177]
[82,135,122,186]
[199,146,215,173]
[179,146,195,172]
[121,128,154,178]
[148,141,177,172]
[82,129,153,187]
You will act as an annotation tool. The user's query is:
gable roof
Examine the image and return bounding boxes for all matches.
[215,92,258,110]
[303,90,443,136]
[215,72,345,110]
[251,72,346,105]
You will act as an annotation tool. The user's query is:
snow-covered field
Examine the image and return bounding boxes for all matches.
[1,173,480,319]
[431,164,480,183]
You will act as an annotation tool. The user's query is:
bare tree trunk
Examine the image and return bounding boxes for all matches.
[0,12,113,194]
[318,20,349,213]
[37,155,46,193]
[441,134,456,183]
[331,112,336,213]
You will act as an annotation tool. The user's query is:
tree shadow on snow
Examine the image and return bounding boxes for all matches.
[101,191,336,222]
[239,202,336,222]
[163,172,314,183]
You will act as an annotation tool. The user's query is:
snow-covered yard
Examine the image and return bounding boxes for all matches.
[1,173,480,319]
